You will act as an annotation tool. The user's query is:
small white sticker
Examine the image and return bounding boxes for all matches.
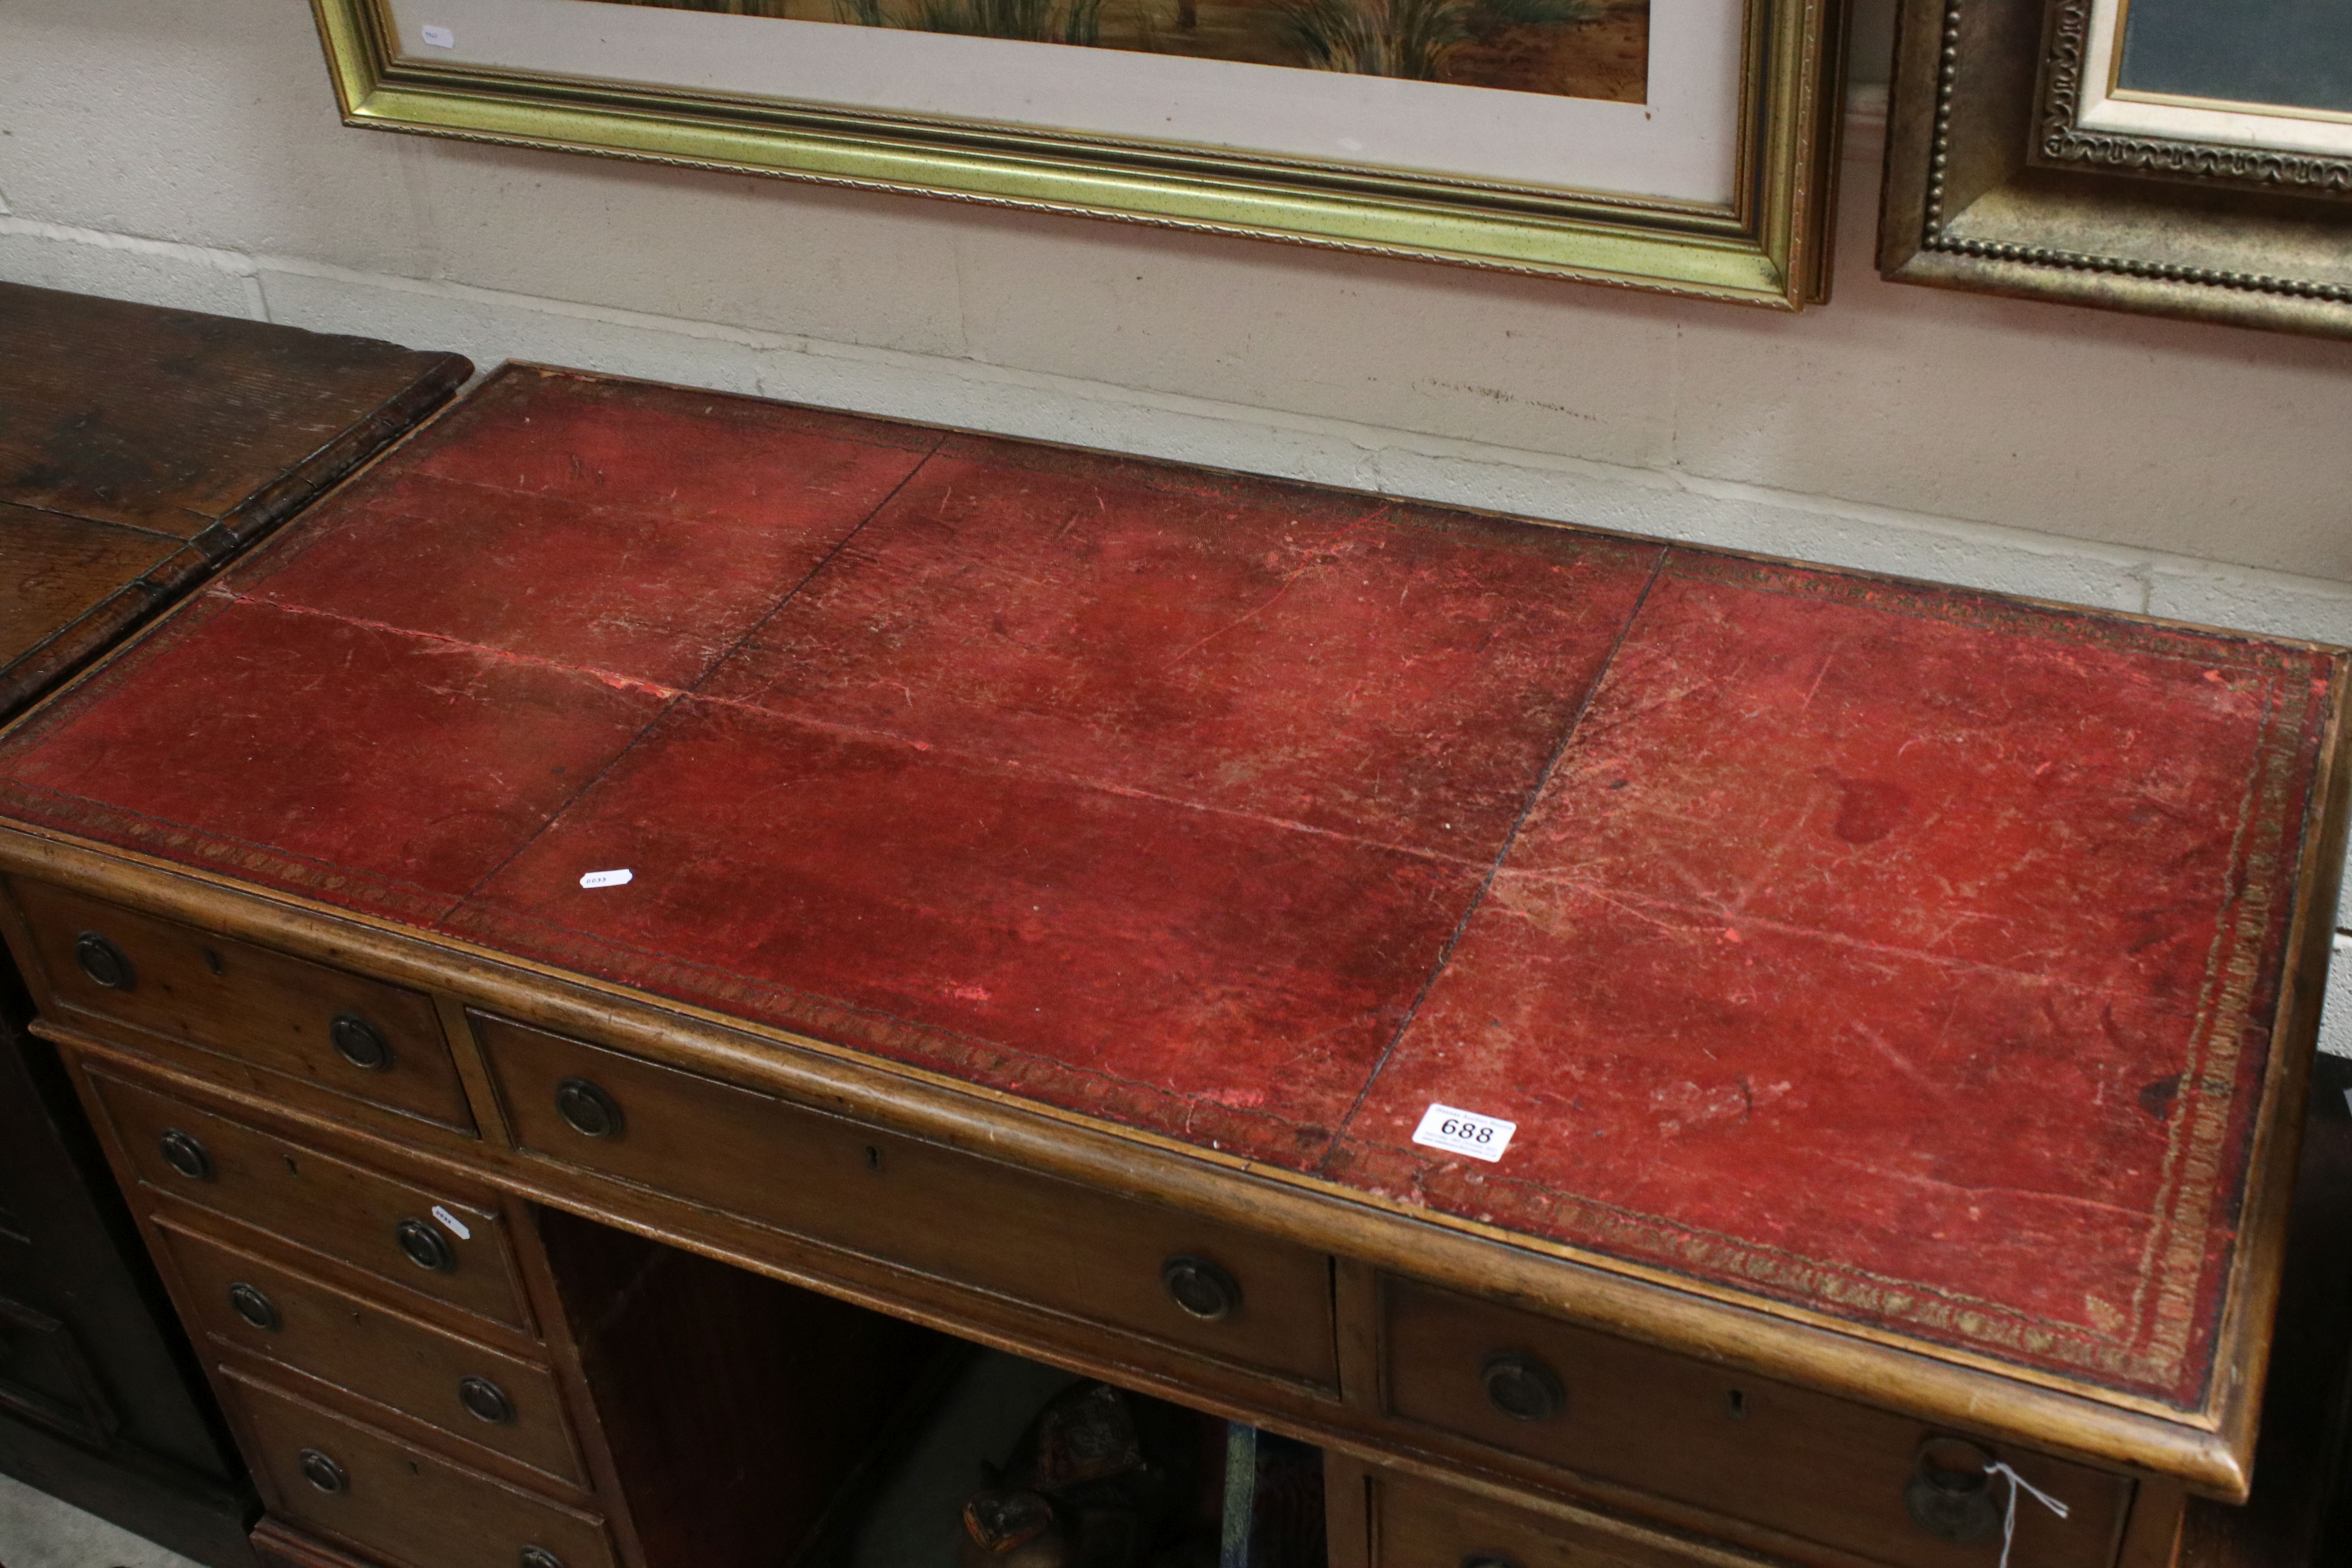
[420,24,456,47]
[1412,1102,1516,1163]
[429,1204,472,1241]
[579,869,633,889]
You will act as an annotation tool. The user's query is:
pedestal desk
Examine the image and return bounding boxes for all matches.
[0,365,2341,1568]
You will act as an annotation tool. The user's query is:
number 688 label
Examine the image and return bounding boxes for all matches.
[1411,1102,1517,1163]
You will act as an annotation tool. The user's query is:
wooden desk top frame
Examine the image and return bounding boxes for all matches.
[0,366,2342,1519]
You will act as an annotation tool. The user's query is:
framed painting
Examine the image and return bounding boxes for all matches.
[1878,0,2352,336]
[308,0,1846,307]
[2036,0,2352,193]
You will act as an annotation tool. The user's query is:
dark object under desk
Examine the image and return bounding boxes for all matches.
[0,281,468,1565]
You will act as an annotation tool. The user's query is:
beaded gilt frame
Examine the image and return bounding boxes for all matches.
[1876,0,2352,337]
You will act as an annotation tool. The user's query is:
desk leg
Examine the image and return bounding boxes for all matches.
[1325,1450,1372,1568]
[2117,1481,2186,1568]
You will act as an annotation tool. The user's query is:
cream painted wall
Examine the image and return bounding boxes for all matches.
[5,0,2352,1036]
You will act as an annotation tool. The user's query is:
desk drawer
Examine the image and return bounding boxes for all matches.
[222,1367,614,1568]
[92,1069,533,1334]
[16,880,472,1133]
[477,1015,1338,1391]
[1371,1471,1718,1568]
[157,1220,584,1488]
[1380,1279,2121,1568]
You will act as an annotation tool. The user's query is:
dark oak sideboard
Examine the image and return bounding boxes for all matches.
[0,364,2341,1568]
[0,281,469,1566]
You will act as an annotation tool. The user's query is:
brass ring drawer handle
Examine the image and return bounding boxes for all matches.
[1481,1351,1566,1422]
[158,1129,214,1182]
[74,931,134,991]
[331,1013,394,1072]
[459,1376,515,1425]
[1161,1254,1240,1321]
[554,1077,623,1140]
[1463,1556,1523,1568]
[395,1217,457,1274]
[519,1548,567,1568]
[227,1283,280,1330]
[298,1448,347,1494]
[1904,1437,2000,1542]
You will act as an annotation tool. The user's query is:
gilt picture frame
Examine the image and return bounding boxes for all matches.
[2031,0,2352,198]
[309,0,1845,307]
[1878,0,2352,338]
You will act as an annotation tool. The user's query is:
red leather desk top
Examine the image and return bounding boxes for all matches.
[0,366,2339,1417]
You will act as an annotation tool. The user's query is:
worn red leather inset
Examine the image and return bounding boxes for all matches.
[234,373,937,691]
[0,592,665,920]
[0,366,2334,1410]
[448,695,1485,1169]
[1331,555,2335,1407]
[1497,557,2310,1004]
[703,436,1662,853]
[388,367,942,530]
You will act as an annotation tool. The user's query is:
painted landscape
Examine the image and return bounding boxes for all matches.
[591,0,1649,104]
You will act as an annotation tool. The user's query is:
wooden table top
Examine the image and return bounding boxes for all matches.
[0,364,2339,1440]
[0,282,470,718]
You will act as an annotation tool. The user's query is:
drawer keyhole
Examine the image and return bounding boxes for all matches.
[74,931,134,992]
[1161,1254,1240,1321]
[459,1376,515,1425]
[1481,1351,1565,1422]
[395,1217,457,1274]
[519,1548,568,1568]
[554,1077,624,1140]
[158,1129,214,1182]
[331,1013,394,1072]
[1904,1437,2000,1543]
[298,1448,347,1494]
[227,1283,280,1330]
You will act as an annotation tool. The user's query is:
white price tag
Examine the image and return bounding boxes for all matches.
[1411,1102,1516,1163]
[420,24,456,47]
[428,1204,472,1240]
[579,868,633,889]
